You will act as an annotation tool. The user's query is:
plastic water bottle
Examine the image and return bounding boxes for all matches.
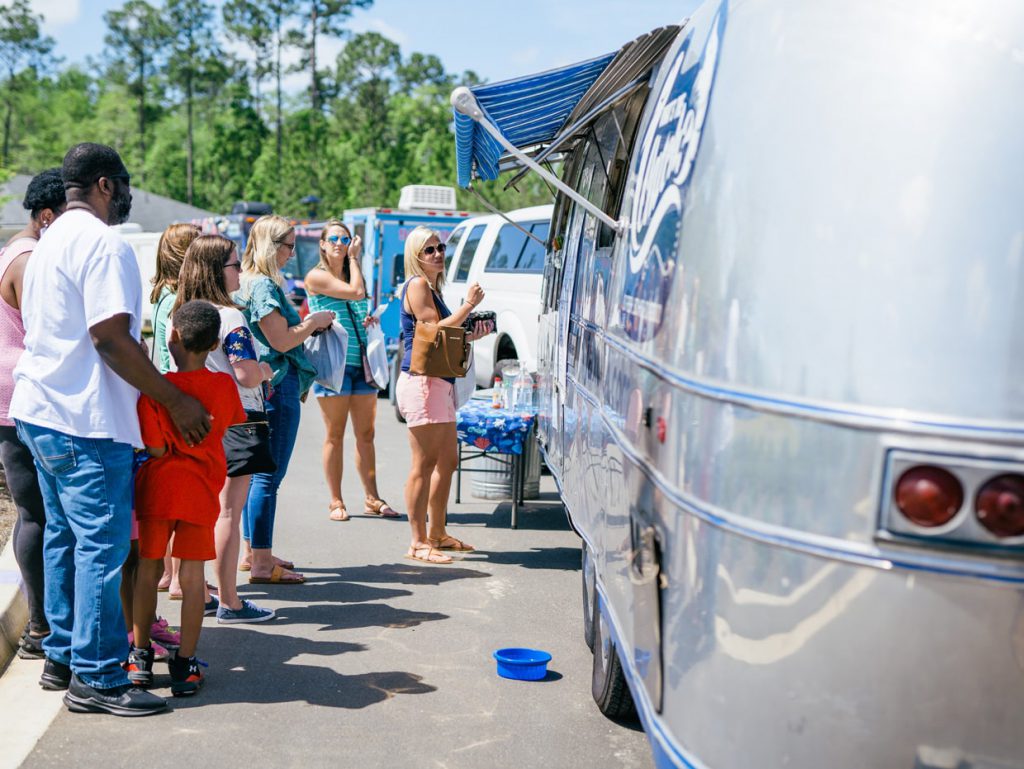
[491,378,503,409]
[513,370,532,411]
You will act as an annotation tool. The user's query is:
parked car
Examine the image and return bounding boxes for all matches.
[442,204,552,387]
[113,223,161,333]
[453,3,1024,769]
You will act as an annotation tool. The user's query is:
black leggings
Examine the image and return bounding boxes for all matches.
[0,425,48,634]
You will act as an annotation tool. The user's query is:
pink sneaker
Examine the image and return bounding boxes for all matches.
[127,632,170,662]
[150,617,181,649]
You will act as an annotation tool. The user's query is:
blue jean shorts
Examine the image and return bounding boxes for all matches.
[312,363,378,398]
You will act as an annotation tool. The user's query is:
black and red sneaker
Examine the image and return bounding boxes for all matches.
[125,645,155,688]
[168,653,205,697]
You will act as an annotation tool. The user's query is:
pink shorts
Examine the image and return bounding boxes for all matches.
[396,372,456,427]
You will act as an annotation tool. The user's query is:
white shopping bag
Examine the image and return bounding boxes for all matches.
[365,321,390,390]
[304,321,349,392]
[454,346,477,409]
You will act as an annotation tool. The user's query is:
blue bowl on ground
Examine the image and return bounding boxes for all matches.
[493,647,552,681]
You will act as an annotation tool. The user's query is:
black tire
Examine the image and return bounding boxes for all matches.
[582,543,596,652]
[591,595,637,720]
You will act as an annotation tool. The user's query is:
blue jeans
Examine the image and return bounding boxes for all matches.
[243,368,301,549]
[15,421,132,689]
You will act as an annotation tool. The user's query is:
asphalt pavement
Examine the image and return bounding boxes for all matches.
[12,396,652,769]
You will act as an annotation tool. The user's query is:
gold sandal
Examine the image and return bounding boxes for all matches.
[365,498,401,518]
[328,503,350,522]
[428,535,475,552]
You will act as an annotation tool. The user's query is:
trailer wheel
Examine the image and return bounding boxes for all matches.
[591,597,637,720]
[582,543,596,651]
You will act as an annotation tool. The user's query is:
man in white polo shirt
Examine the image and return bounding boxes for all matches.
[11,143,210,717]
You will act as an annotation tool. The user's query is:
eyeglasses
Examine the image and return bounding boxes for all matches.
[326,234,351,246]
[275,240,296,251]
[105,173,131,184]
[223,261,242,271]
[421,243,447,256]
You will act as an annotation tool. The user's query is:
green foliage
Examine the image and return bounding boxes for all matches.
[2,0,553,218]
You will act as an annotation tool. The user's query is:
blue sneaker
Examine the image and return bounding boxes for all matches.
[216,599,276,625]
[203,595,220,617]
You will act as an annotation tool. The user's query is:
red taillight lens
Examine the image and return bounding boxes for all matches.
[975,474,1024,538]
[894,466,963,527]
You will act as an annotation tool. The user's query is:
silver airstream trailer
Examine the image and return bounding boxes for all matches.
[453,1,1024,767]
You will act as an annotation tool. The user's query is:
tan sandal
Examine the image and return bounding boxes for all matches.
[328,503,350,522]
[404,545,452,565]
[428,535,475,552]
[365,498,401,518]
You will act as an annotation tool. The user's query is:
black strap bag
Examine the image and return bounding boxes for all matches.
[223,388,277,477]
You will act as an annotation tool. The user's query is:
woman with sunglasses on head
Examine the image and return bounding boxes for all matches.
[397,226,492,564]
[171,235,276,623]
[305,220,401,522]
[234,215,334,584]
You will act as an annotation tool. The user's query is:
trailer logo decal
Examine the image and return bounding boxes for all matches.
[621,4,725,342]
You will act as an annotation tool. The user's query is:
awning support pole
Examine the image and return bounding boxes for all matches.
[467,184,546,247]
[451,87,627,235]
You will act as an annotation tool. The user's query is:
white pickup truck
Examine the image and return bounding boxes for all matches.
[442,204,552,386]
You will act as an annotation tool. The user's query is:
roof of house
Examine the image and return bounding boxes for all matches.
[1,173,216,234]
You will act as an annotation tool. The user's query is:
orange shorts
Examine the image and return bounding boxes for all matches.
[137,518,216,561]
[396,372,456,427]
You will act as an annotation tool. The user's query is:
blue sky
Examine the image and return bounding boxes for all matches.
[28,0,702,87]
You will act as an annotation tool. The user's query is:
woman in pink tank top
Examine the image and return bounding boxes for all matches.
[0,169,66,659]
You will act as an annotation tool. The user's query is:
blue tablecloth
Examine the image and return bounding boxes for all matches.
[456,398,536,455]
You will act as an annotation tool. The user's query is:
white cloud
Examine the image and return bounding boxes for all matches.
[349,18,410,49]
[27,0,80,28]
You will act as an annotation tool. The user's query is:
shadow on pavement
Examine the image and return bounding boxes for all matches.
[241,580,412,604]
[469,546,581,571]
[449,498,569,531]
[167,627,435,709]
[271,601,448,630]
[296,562,492,586]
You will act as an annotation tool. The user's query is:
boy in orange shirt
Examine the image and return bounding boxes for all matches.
[128,300,245,696]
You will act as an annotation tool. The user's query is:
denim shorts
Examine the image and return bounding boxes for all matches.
[312,363,378,398]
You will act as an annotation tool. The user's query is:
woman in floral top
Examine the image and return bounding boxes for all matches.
[172,235,277,623]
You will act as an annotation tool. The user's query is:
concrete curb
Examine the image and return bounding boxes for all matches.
[0,537,28,672]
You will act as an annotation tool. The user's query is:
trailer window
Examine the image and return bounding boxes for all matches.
[453,224,485,283]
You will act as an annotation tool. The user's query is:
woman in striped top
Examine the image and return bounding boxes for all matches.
[305,219,400,521]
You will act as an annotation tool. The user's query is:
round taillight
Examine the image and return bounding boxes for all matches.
[894,466,963,527]
[975,474,1024,538]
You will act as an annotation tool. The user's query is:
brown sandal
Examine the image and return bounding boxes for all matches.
[404,545,452,565]
[365,498,400,518]
[428,535,475,552]
[328,503,350,522]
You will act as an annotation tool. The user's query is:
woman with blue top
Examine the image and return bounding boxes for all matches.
[234,215,334,584]
[305,219,400,522]
[396,226,491,564]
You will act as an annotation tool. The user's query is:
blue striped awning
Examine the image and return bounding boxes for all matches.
[454,53,615,188]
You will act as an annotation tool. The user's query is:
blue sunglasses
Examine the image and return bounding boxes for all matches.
[326,234,351,245]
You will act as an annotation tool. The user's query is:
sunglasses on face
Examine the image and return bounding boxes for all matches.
[421,243,447,256]
[326,234,351,245]
[275,240,296,251]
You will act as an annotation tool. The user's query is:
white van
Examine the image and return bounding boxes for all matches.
[113,224,161,332]
[452,4,1024,769]
[443,204,552,386]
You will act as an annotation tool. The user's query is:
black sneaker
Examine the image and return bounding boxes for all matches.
[63,674,168,717]
[17,628,48,660]
[168,653,205,697]
[39,657,72,691]
[125,645,155,688]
